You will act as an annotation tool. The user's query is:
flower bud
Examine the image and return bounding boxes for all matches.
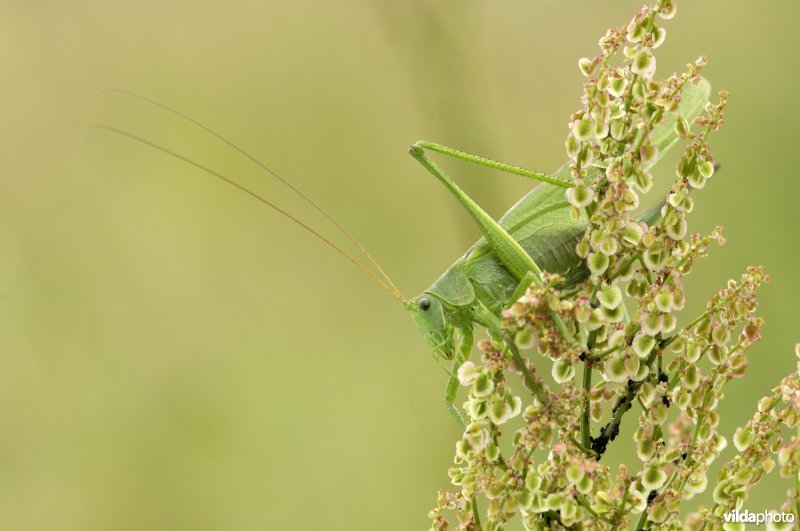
[626,20,644,43]
[669,335,685,352]
[566,463,584,484]
[711,324,731,346]
[658,0,677,19]
[572,118,593,142]
[599,234,620,256]
[545,493,565,511]
[625,355,641,377]
[639,382,656,409]
[473,374,495,398]
[698,160,715,179]
[561,499,579,524]
[633,333,656,358]
[516,489,534,511]
[649,402,668,424]
[566,185,595,208]
[652,27,667,48]
[654,291,674,312]
[634,170,654,192]
[683,365,701,390]
[632,363,650,382]
[509,395,522,418]
[455,439,472,460]
[733,468,753,485]
[603,355,629,383]
[601,305,625,323]
[552,360,576,383]
[588,252,610,277]
[566,134,580,159]
[515,328,537,350]
[598,284,623,309]
[485,440,500,461]
[696,317,711,337]
[610,119,627,140]
[458,361,481,385]
[674,388,691,410]
[666,216,687,241]
[675,115,690,138]
[637,439,656,461]
[712,479,732,504]
[488,398,513,425]
[576,237,591,258]
[684,473,708,495]
[677,156,696,180]
[465,421,490,449]
[525,473,542,492]
[640,312,662,336]
[687,169,707,189]
[632,50,656,79]
[707,344,728,365]
[643,249,667,270]
[640,144,659,165]
[586,308,604,331]
[578,57,594,77]
[661,313,677,333]
[594,119,609,139]
[642,466,667,490]
[624,189,641,210]
[608,76,628,98]
[467,398,488,420]
[733,427,754,451]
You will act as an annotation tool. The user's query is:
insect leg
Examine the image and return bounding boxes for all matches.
[444,326,474,429]
[411,141,572,189]
[408,144,544,283]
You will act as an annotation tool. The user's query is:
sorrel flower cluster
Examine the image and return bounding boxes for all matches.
[429,1,799,529]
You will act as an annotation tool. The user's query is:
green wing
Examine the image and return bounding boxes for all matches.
[464,78,712,284]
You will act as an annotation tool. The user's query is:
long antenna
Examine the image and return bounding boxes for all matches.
[99,88,402,298]
[88,124,404,302]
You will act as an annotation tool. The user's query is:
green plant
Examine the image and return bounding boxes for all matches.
[428,2,799,529]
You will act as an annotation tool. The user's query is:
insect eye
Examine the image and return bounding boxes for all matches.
[419,297,431,311]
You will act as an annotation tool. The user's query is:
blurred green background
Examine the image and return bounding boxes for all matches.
[1,1,798,529]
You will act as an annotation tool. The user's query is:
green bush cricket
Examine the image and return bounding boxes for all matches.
[93,78,710,428]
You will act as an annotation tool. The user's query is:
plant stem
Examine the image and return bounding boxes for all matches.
[581,361,593,449]
[610,480,630,530]
[569,435,598,459]
[589,343,622,361]
[576,494,612,524]
[608,251,642,282]
[634,505,650,530]
[507,341,552,407]
[471,496,483,531]
[593,350,659,458]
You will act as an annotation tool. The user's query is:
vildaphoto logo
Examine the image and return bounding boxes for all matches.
[723,509,795,526]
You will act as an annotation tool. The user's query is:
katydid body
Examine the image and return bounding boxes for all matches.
[94,79,710,430]
[405,177,585,427]
[407,162,586,340]
[404,79,711,427]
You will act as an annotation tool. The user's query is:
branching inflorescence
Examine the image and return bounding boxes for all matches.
[429,2,799,530]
